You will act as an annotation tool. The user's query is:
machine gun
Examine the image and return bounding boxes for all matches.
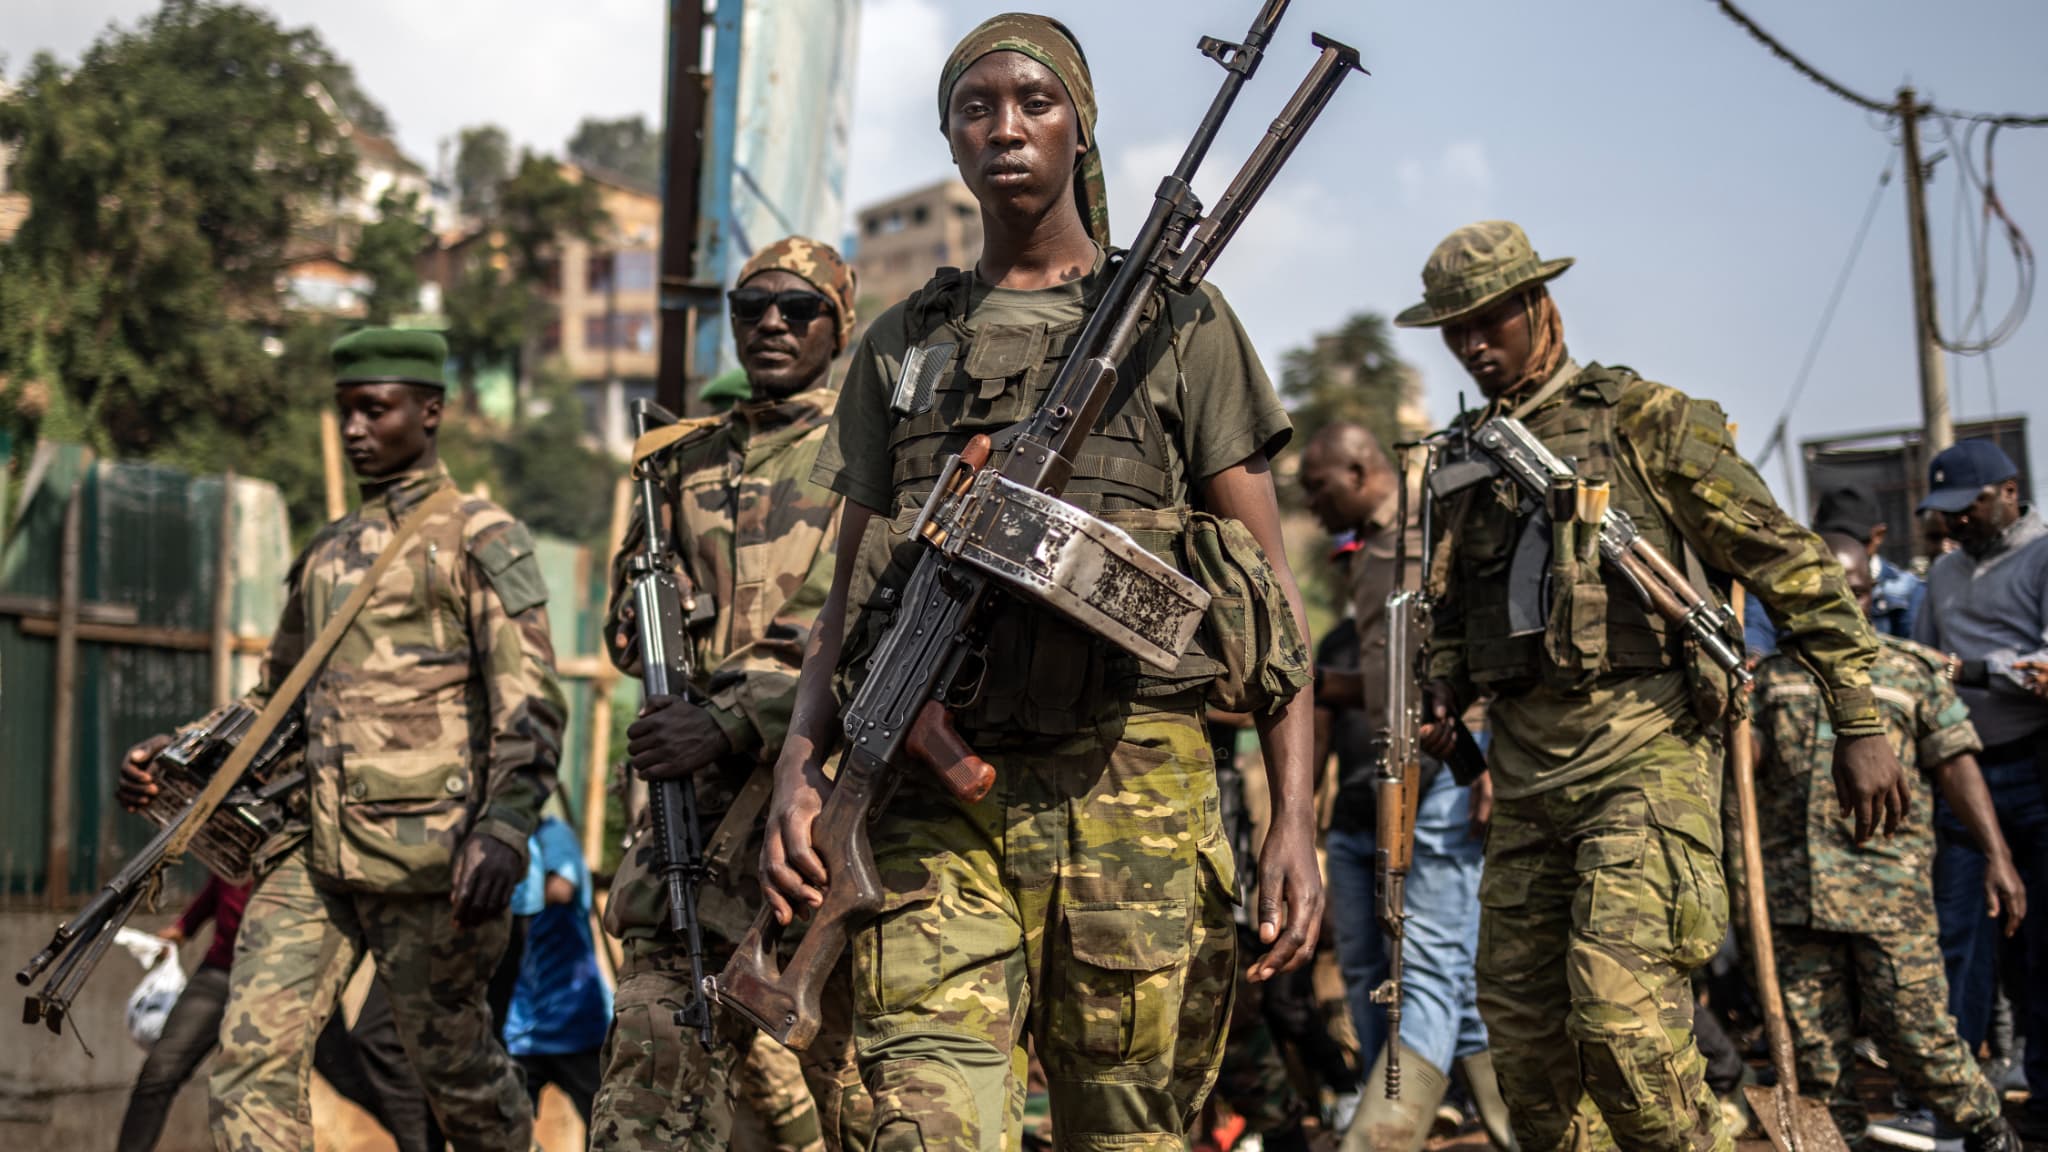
[714,0,1364,1049]
[1430,413,1751,686]
[624,397,716,1048]
[17,703,303,1033]
[1369,443,1486,1097]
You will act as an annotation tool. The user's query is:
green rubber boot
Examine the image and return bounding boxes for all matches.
[1457,1049,1518,1152]
[1342,1044,1449,1152]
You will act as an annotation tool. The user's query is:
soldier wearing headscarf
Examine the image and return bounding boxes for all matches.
[590,236,871,1152]
[759,12,1321,1152]
[1402,221,1912,1152]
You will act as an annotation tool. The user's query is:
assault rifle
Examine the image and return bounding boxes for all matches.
[17,703,303,1033]
[625,397,715,1047]
[1369,443,1485,1097]
[1429,414,1751,686]
[715,0,1364,1048]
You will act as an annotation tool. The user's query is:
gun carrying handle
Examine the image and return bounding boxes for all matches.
[907,701,996,804]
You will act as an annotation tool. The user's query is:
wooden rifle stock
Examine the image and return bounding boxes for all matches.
[714,747,889,1048]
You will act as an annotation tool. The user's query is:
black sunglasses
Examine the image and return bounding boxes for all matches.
[728,288,834,328]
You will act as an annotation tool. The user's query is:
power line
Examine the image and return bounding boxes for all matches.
[1708,0,2048,127]
[1755,147,1896,473]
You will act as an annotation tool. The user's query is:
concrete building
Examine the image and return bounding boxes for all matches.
[549,164,663,455]
[850,180,982,349]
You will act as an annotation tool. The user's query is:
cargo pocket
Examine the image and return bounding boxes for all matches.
[852,871,945,1019]
[1573,830,1647,948]
[1475,862,1535,979]
[1059,900,1190,1064]
[1646,828,1727,971]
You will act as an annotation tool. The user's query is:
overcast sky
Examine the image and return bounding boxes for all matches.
[7,0,2046,506]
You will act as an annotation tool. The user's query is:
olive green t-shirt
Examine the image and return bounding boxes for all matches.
[813,254,1291,511]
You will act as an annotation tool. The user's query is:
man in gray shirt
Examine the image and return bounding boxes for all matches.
[1912,438,2047,1137]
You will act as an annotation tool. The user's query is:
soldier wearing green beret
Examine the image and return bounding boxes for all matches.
[118,327,567,1152]
[1401,222,1912,1152]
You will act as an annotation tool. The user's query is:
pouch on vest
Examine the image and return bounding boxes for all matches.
[1182,512,1311,714]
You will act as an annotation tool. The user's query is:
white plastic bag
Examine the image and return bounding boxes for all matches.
[115,927,187,1051]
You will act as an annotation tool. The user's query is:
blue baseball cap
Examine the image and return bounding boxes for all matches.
[1918,439,2018,514]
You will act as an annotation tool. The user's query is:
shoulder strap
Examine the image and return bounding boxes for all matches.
[162,485,465,865]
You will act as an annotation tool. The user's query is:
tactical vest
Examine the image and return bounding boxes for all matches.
[1453,364,1686,689]
[842,263,1221,735]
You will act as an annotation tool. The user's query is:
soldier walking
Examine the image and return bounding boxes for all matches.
[759,15,1322,1152]
[1401,221,1912,1152]
[1750,528,2023,1152]
[590,236,871,1152]
[121,328,566,1152]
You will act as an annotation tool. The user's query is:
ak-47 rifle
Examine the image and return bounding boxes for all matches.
[624,397,715,1047]
[715,0,1364,1049]
[1369,442,1485,1097]
[1429,414,1752,686]
[17,703,303,1033]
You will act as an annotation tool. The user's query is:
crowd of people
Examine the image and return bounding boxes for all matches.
[94,10,2047,1152]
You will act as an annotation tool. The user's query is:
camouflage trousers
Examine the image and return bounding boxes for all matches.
[211,847,529,1152]
[587,937,870,1152]
[1776,925,2000,1143]
[854,707,1238,1152]
[1476,729,1733,1152]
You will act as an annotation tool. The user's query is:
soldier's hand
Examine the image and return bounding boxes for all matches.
[1468,770,1495,838]
[760,750,833,926]
[449,835,523,927]
[1417,679,1459,761]
[2015,659,2048,698]
[1831,734,1911,843]
[1248,813,1323,983]
[627,695,731,781]
[1985,852,2027,938]
[118,734,174,812]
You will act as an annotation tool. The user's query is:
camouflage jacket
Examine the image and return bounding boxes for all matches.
[603,386,843,941]
[251,464,566,894]
[1428,363,1884,796]
[1753,633,1980,933]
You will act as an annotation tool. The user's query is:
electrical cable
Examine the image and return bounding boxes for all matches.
[1708,0,2048,126]
[1930,117,2034,356]
[1754,147,1897,473]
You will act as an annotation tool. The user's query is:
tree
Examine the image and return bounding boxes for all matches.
[313,56,395,138]
[353,191,434,325]
[494,151,609,421]
[566,115,661,188]
[1277,312,1419,454]
[454,125,512,220]
[441,250,529,415]
[0,0,358,456]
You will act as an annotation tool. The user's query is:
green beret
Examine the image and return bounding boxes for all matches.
[699,367,753,411]
[332,327,449,390]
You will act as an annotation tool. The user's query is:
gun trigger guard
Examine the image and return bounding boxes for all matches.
[943,650,989,710]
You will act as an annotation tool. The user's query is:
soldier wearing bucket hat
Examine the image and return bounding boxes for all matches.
[1403,222,1909,1152]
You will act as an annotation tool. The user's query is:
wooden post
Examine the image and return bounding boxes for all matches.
[46,468,86,904]
[211,471,238,706]
[1898,88,1954,454]
[582,475,634,873]
[320,408,348,522]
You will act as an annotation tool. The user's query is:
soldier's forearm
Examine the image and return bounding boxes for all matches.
[1254,691,1317,825]
[1933,753,2014,863]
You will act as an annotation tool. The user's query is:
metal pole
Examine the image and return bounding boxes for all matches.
[211,470,237,706]
[1898,88,1954,454]
[47,470,85,904]
[657,0,711,415]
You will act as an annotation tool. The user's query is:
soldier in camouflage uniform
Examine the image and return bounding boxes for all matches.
[1749,530,2023,1152]
[590,236,871,1152]
[122,328,567,1152]
[1401,222,1915,1152]
[758,15,1323,1152]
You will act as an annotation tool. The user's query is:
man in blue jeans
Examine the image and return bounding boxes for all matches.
[1912,438,2048,1140]
[1300,422,1511,1152]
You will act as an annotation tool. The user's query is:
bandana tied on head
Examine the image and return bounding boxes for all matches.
[737,235,859,352]
[939,13,1111,249]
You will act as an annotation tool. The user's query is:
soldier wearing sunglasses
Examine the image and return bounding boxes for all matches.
[592,236,872,1152]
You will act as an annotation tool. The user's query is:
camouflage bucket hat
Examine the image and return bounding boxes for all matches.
[1393,220,1574,329]
[737,235,859,352]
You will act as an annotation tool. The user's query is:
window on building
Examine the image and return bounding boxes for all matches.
[586,253,615,293]
[912,205,930,225]
[584,312,657,352]
[541,318,562,354]
[615,250,657,292]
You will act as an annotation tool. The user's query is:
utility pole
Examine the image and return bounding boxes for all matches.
[1897,86,1954,454]
[656,0,713,415]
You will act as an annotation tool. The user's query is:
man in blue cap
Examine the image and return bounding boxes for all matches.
[1912,437,2048,1138]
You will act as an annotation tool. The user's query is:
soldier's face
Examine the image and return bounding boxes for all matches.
[945,52,1084,229]
[1441,294,1533,399]
[337,382,440,479]
[1299,452,1370,534]
[1831,540,1874,616]
[732,269,837,399]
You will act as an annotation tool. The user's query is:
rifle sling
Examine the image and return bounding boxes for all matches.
[702,761,776,884]
[163,486,464,865]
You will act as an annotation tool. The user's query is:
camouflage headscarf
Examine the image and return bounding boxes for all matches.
[938,13,1111,248]
[737,235,858,352]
